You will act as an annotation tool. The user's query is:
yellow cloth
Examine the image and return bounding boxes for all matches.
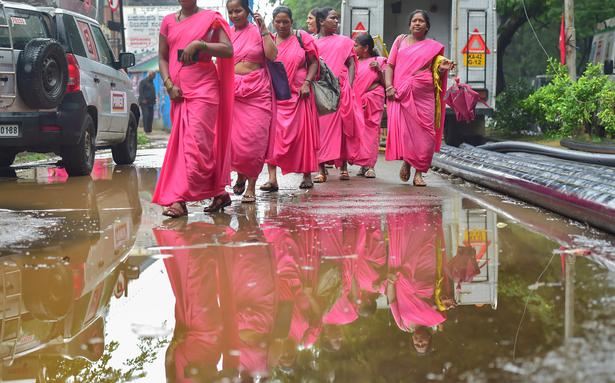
[432,55,447,130]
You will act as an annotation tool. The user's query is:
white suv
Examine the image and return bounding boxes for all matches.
[0,1,139,176]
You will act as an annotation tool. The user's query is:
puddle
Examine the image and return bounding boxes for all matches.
[0,159,613,382]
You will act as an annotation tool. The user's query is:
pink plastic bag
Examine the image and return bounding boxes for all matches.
[444,77,481,122]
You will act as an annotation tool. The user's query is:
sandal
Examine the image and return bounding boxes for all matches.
[413,174,427,187]
[232,179,246,195]
[399,162,411,183]
[241,194,256,204]
[339,170,350,181]
[203,193,232,213]
[313,173,327,183]
[259,181,279,192]
[162,202,188,218]
[299,179,314,189]
[364,168,376,178]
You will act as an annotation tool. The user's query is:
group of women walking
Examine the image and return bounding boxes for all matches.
[152,0,455,218]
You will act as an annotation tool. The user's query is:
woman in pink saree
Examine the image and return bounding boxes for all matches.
[155,220,237,380]
[227,0,277,204]
[385,206,447,355]
[261,6,320,191]
[384,10,455,187]
[313,8,365,183]
[353,34,387,179]
[153,0,234,217]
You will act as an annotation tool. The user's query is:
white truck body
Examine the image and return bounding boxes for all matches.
[341,0,497,114]
[590,17,615,82]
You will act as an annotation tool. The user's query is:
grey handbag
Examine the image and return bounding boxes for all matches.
[296,31,340,115]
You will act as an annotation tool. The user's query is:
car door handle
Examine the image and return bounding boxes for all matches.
[110,82,116,88]
[93,77,100,84]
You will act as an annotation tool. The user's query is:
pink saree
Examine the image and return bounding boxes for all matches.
[152,11,234,206]
[385,37,447,172]
[387,209,446,330]
[354,57,387,167]
[315,34,364,165]
[230,23,275,178]
[269,30,320,174]
[154,223,232,381]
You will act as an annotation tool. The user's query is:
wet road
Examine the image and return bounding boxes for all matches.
[0,149,613,382]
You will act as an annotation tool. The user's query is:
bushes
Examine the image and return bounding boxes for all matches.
[523,59,615,138]
[489,80,535,136]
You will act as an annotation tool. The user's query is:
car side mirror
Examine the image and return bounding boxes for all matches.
[119,52,136,69]
[605,60,614,75]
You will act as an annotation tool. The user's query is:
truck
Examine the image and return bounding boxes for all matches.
[341,0,497,145]
[589,16,615,81]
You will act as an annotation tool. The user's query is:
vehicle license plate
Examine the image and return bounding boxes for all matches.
[0,124,19,137]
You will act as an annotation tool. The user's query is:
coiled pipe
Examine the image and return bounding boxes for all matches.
[433,145,615,234]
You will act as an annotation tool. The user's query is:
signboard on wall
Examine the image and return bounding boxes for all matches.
[124,1,225,65]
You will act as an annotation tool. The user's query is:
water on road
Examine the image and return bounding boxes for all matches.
[0,153,613,382]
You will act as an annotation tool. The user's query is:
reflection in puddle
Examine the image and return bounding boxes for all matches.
[0,160,612,382]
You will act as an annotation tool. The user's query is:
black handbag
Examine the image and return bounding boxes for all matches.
[266,60,292,100]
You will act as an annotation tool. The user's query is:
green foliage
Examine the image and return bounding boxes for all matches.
[489,80,535,136]
[277,0,341,31]
[137,131,150,146]
[524,59,615,137]
[45,336,169,382]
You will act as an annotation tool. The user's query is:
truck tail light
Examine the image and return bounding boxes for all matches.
[66,53,81,93]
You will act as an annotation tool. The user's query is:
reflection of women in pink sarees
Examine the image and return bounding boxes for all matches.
[153,1,234,217]
[225,210,276,377]
[262,209,324,349]
[154,221,236,381]
[386,206,447,354]
[384,10,455,187]
[352,215,386,317]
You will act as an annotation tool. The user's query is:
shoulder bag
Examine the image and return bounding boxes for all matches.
[295,30,340,115]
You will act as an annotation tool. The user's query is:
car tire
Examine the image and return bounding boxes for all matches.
[0,150,17,167]
[111,111,137,165]
[17,38,68,110]
[61,114,96,176]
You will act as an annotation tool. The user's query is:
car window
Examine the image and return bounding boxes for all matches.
[57,14,87,57]
[75,19,99,61]
[90,25,115,67]
[0,8,52,50]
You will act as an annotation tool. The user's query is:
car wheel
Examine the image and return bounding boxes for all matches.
[61,114,96,176]
[112,111,137,165]
[17,38,68,110]
[0,150,17,167]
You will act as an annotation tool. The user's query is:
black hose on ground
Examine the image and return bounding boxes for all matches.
[477,141,615,167]
[432,145,615,234]
[560,139,615,155]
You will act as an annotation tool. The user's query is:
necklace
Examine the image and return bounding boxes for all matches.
[178,7,199,21]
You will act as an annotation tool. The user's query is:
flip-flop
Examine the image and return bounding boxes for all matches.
[339,170,350,181]
[299,179,314,189]
[162,202,187,218]
[203,193,232,213]
[259,182,279,192]
[241,194,256,203]
[399,162,411,182]
[313,174,327,183]
[232,180,246,195]
[413,175,427,187]
[365,169,376,178]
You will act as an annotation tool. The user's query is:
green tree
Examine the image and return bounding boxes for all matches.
[276,0,341,30]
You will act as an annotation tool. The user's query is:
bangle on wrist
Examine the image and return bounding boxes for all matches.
[261,31,269,36]
[386,86,393,91]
